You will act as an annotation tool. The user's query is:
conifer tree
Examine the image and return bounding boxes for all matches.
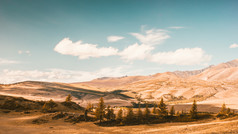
[220,103,227,115]
[106,105,112,121]
[117,108,123,121]
[95,107,100,120]
[180,110,185,117]
[42,99,57,112]
[217,103,227,118]
[95,97,105,123]
[144,103,150,119]
[110,108,115,120]
[84,109,88,121]
[48,99,57,108]
[170,105,175,117]
[158,98,168,117]
[126,107,134,122]
[152,104,157,114]
[41,102,48,113]
[65,94,72,102]
[227,107,231,116]
[190,100,198,119]
[137,105,143,122]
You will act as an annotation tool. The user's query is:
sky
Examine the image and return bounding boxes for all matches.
[0,0,237,84]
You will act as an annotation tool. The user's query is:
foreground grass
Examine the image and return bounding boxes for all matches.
[1,110,238,134]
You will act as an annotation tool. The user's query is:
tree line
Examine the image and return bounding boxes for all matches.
[40,95,236,126]
[93,97,201,126]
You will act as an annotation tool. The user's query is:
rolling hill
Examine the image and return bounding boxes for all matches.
[0,59,238,109]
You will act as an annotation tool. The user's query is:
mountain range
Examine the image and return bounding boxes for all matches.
[0,59,238,108]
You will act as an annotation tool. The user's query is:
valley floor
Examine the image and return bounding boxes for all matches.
[1,111,238,134]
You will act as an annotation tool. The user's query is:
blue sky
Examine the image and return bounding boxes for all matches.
[0,0,237,83]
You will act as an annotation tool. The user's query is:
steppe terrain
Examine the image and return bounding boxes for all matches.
[1,110,238,134]
[1,59,238,134]
[1,59,237,108]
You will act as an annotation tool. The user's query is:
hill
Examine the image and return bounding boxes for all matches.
[1,59,238,109]
[0,81,132,107]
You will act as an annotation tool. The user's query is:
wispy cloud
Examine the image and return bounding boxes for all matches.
[229,43,238,48]
[107,36,124,42]
[168,26,184,29]
[130,29,170,46]
[54,38,118,59]
[149,48,212,66]
[18,50,31,56]
[0,58,19,65]
[0,66,139,84]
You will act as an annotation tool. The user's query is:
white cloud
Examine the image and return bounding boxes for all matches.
[119,43,153,61]
[54,38,118,59]
[149,48,212,66]
[0,58,19,65]
[168,26,184,29]
[130,29,170,46]
[18,50,23,54]
[229,43,238,48]
[18,50,31,56]
[107,36,124,42]
[54,29,212,66]
[0,66,137,84]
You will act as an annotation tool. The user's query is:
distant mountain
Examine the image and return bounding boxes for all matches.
[194,59,238,81]
[73,76,149,89]
[71,58,238,109]
[1,59,238,109]
[173,65,214,78]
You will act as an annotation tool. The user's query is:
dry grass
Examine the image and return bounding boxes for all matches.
[1,110,238,134]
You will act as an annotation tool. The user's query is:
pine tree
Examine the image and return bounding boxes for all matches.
[95,97,105,123]
[41,99,57,112]
[117,108,123,121]
[221,103,226,114]
[84,109,88,121]
[95,107,100,120]
[110,108,115,120]
[190,100,198,119]
[170,105,175,117]
[65,94,72,102]
[106,105,111,121]
[126,107,134,122]
[137,105,143,122]
[227,107,232,116]
[144,104,150,119]
[152,104,157,114]
[158,98,168,117]
[41,102,48,113]
[219,103,227,116]
[48,99,57,111]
